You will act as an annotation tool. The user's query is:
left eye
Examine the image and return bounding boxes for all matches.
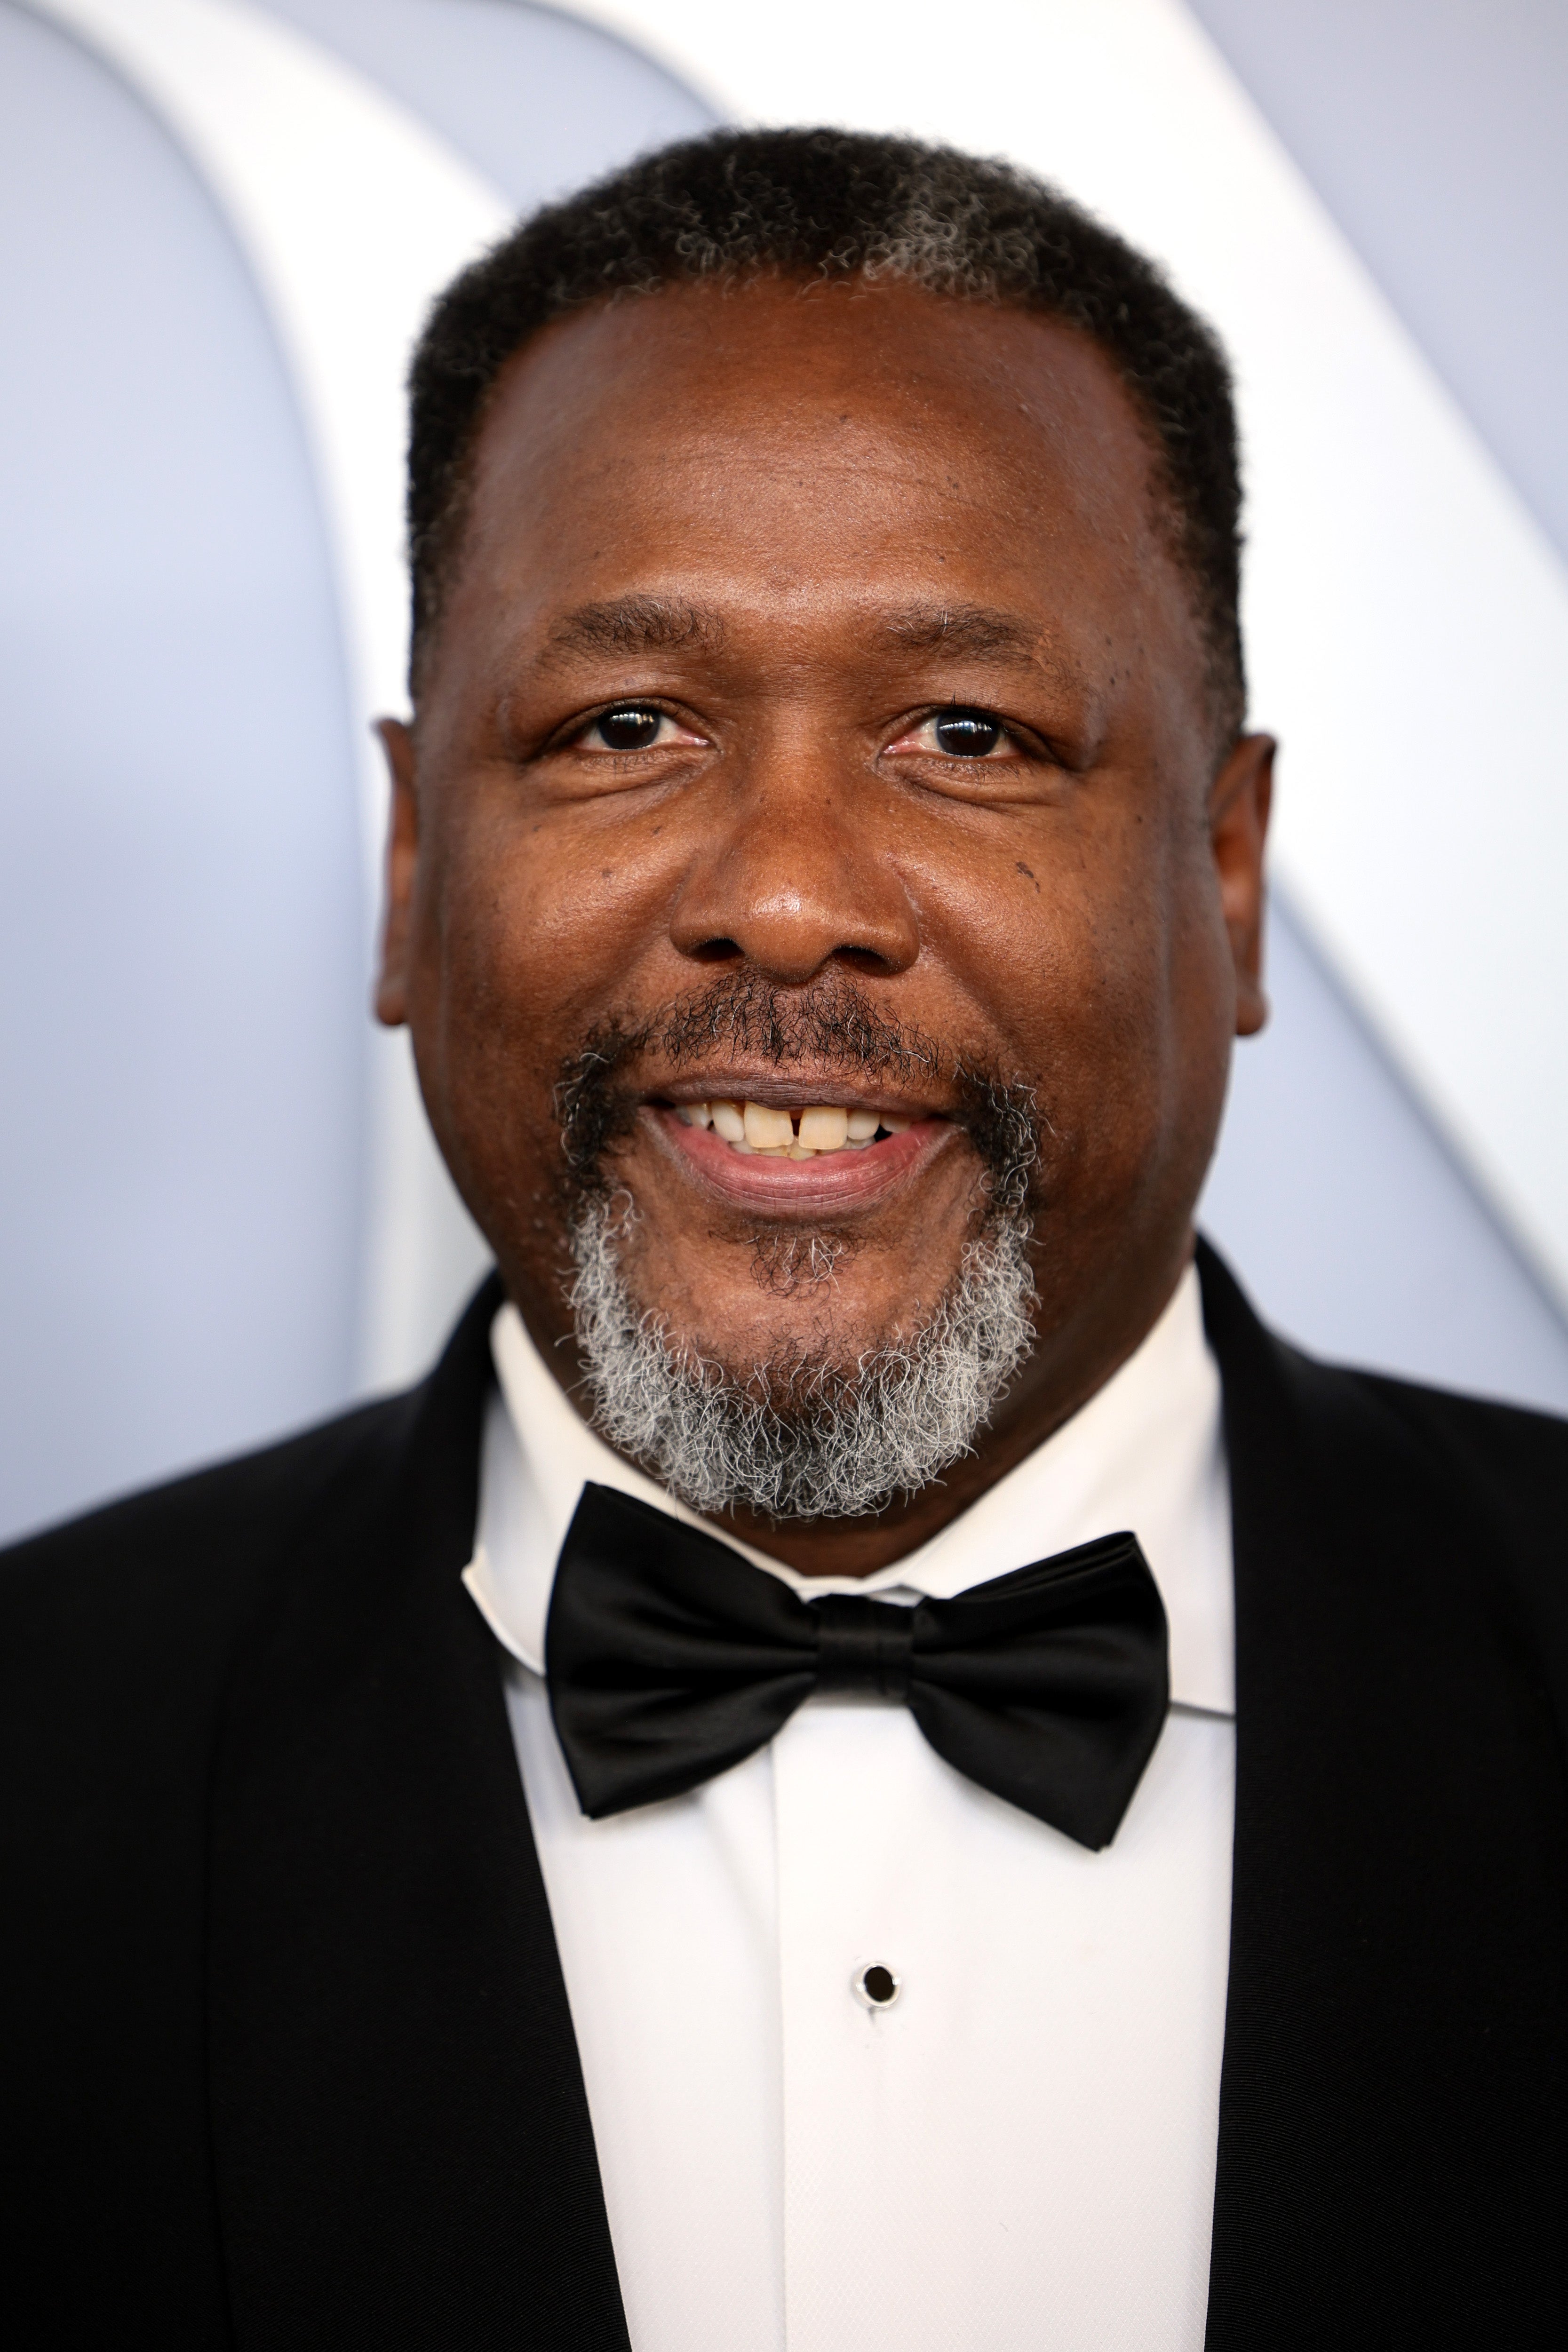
[930,709,1004,757]
[585,705,667,751]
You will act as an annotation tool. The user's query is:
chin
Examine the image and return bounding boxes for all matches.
[566,1190,1038,1523]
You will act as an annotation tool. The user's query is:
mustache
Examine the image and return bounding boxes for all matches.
[554,970,1043,1215]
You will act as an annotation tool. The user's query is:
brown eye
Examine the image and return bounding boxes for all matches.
[591,706,663,750]
[933,709,1003,757]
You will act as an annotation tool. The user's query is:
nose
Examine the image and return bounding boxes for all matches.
[667,762,921,985]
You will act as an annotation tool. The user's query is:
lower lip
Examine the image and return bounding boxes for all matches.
[652,1107,949,1211]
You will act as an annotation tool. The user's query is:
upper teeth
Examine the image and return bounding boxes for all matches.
[676,1100,915,1156]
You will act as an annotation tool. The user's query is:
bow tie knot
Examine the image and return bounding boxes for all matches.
[545,1482,1170,1849]
[812,1594,915,1700]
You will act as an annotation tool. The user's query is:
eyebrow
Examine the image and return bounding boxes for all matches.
[880,603,1044,664]
[544,596,726,663]
[539,594,1051,672]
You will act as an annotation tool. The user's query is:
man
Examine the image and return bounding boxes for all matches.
[2,127,1564,2351]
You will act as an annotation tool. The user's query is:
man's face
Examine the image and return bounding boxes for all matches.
[379,276,1269,1548]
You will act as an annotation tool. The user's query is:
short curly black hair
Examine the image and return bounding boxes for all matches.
[407,126,1244,732]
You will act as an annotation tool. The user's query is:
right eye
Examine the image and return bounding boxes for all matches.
[583,705,670,751]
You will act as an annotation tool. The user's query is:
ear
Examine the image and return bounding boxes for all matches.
[373,717,419,1028]
[1209,731,1274,1038]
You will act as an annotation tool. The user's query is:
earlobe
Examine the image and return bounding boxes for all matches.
[1209,732,1275,1040]
[374,717,419,1028]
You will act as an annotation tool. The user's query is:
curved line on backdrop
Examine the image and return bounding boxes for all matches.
[31,0,515,1390]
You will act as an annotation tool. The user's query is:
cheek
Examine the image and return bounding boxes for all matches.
[913,829,1166,1091]
[1074,810,1235,1211]
[413,783,685,1085]
[922,810,1198,1208]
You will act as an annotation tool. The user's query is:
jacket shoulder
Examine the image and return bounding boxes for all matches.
[1198,1240,1568,1677]
[1277,1343,1568,1672]
[1287,1347,1567,1531]
[1289,1345,1568,1489]
[1358,1361,1568,1482]
[0,1264,502,1774]
[0,1390,424,1713]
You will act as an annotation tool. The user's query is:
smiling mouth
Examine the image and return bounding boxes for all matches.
[668,1097,920,1160]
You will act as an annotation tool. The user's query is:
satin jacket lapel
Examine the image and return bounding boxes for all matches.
[206,1278,629,2351]
[1198,1241,1568,2350]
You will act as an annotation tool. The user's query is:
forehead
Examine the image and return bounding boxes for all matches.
[444,276,1194,695]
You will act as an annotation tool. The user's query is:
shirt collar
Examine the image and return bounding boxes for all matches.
[463,1260,1233,1715]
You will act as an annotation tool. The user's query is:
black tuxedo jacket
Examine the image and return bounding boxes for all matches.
[2,1244,1565,2347]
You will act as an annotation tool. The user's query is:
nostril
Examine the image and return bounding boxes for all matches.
[836,944,895,977]
[686,936,742,963]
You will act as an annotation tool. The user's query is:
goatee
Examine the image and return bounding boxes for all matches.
[556,972,1042,1523]
[567,1196,1037,1522]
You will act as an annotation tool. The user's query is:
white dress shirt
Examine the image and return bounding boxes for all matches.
[464,1263,1235,2352]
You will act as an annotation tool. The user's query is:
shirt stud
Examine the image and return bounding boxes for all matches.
[853,1962,900,2009]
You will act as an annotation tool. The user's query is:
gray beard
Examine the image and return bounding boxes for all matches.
[566,1198,1037,1522]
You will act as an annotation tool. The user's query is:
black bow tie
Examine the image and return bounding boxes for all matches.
[545,1483,1170,1849]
